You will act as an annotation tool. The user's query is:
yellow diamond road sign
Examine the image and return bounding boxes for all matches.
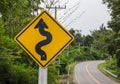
[14,10,74,67]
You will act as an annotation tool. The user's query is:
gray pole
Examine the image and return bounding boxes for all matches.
[46,5,66,19]
[38,67,48,84]
[55,6,57,19]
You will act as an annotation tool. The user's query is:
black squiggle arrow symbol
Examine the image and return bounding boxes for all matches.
[35,18,52,60]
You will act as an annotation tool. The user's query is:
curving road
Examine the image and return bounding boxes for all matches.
[73,60,119,84]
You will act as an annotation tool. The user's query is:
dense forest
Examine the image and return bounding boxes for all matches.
[0,0,120,84]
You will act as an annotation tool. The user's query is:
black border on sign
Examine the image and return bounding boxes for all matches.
[15,11,74,67]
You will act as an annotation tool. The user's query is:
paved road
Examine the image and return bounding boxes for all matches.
[73,60,119,84]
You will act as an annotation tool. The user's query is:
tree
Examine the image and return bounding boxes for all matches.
[0,0,44,38]
[103,0,120,67]
[83,35,93,46]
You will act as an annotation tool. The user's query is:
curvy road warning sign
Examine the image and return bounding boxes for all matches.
[14,10,74,67]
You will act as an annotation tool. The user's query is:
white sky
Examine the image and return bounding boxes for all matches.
[43,0,111,35]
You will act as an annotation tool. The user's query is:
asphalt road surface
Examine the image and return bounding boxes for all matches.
[73,60,119,84]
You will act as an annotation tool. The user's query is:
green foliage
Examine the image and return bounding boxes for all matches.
[116,49,120,67]
[103,57,120,79]
[59,45,102,75]
[0,59,38,84]
[10,64,38,84]
[48,64,59,84]
[0,35,38,84]
[0,0,38,37]
[103,0,120,68]
[83,35,93,46]
[105,2,120,33]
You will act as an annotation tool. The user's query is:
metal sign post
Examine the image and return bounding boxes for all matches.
[38,67,48,84]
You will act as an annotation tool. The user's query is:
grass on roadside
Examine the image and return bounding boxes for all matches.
[98,62,120,83]
[69,62,78,84]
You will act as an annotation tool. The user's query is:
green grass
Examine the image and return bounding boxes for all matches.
[69,62,78,84]
[98,62,120,83]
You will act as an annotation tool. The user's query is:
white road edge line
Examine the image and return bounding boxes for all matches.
[86,63,101,84]
[75,65,81,84]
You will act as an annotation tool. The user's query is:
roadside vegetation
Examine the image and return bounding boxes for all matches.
[99,62,120,83]
[0,0,120,84]
[97,0,120,81]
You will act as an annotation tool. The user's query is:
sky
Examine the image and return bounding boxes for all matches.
[48,0,111,35]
